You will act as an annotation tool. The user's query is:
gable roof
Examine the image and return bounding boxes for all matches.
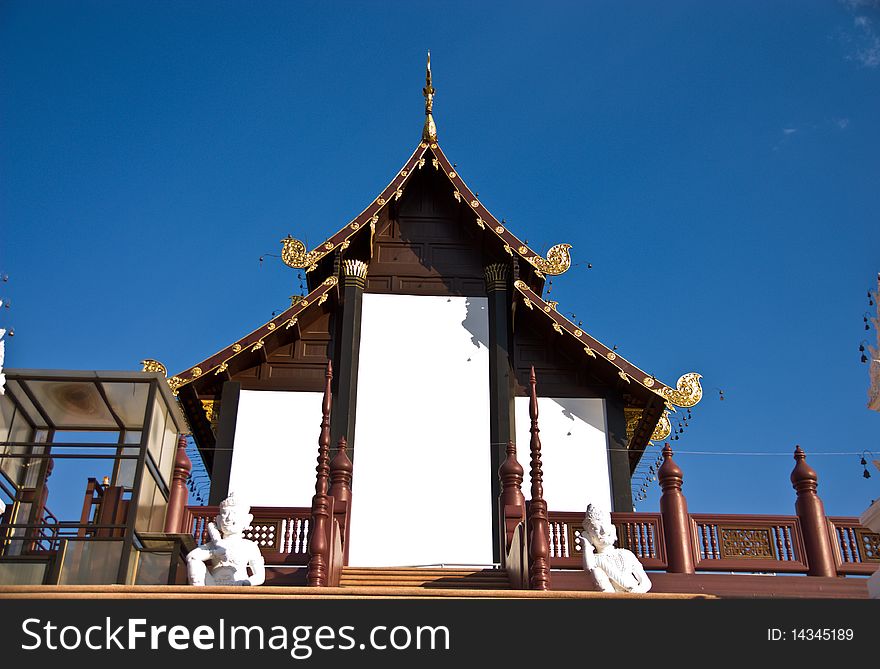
[165,275,339,396]
[274,140,573,285]
[146,56,702,466]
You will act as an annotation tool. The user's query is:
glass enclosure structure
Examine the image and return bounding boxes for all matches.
[0,369,189,585]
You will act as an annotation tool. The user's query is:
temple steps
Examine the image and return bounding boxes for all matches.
[339,567,511,589]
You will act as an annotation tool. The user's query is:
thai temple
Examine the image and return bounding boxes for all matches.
[0,58,877,598]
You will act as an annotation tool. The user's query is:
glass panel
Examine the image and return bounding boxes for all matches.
[149,482,166,532]
[0,393,15,442]
[114,431,141,489]
[101,382,150,429]
[0,561,47,585]
[1,407,32,486]
[2,501,31,555]
[157,415,178,487]
[3,380,46,430]
[26,381,117,429]
[146,399,168,482]
[135,473,164,533]
[57,540,123,584]
[133,551,172,585]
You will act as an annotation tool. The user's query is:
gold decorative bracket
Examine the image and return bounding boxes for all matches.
[651,411,672,441]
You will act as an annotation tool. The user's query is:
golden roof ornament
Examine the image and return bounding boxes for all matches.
[422,51,437,143]
[141,359,167,376]
[528,243,572,276]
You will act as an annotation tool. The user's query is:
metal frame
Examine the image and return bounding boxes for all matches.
[0,371,187,586]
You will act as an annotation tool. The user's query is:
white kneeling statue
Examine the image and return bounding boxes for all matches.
[581,503,652,593]
[186,493,266,587]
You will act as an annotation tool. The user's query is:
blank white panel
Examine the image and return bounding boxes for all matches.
[229,390,323,508]
[514,397,611,513]
[349,294,493,566]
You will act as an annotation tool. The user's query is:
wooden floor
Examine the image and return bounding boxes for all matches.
[0,584,712,600]
[1,567,869,599]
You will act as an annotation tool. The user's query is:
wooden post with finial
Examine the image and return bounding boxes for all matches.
[791,445,836,577]
[526,367,551,590]
[329,435,353,565]
[658,443,695,574]
[164,434,192,533]
[499,440,525,551]
[307,361,334,587]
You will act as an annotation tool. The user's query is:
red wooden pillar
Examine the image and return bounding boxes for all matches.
[526,367,551,591]
[499,440,525,550]
[329,435,353,564]
[164,435,192,533]
[307,361,333,587]
[658,443,695,574]
[791,445,836,577]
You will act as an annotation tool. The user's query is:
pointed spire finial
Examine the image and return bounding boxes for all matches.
[422,50,437,143]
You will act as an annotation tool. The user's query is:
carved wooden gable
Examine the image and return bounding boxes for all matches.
[366,166,487,297]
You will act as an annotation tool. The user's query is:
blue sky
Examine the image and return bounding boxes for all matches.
[2,1,879,518]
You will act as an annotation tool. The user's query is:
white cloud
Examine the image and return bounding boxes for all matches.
[839,2,880,67]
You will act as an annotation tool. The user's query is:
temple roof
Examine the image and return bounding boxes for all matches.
[146,55,702,464]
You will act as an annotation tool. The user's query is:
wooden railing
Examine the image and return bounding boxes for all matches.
[546,509,879,576]
[548,511,667,570]
[690,514,808,573]
[182,505,311,566]
[828,516,880,575]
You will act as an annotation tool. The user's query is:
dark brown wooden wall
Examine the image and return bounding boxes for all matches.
[365,169,486,297]
[230,309,333,392]
[513,309,608,398]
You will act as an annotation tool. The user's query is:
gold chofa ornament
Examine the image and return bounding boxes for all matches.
[280,236,324,270]
[657,373,703,408]
[527,243,572,276]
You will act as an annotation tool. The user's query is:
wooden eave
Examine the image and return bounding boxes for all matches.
[512,280,698,468]
[168,276,340,397]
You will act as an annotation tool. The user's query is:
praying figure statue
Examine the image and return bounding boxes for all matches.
[580,503,652,593]
[186,493,266,587]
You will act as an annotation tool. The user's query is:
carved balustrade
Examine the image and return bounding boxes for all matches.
[689,514,808,573]
[828,516,880,575]
[183,505,311,565]
[547,511,667,570]
[545,509,879,576]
